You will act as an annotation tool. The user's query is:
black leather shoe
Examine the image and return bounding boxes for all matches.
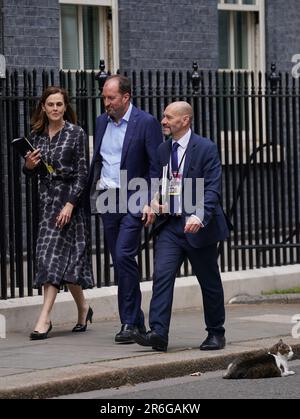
[200,334,226,351]
[132,330,168,352]
[72,307,93,332]
[115,324,146,344]
[30,322,52,340]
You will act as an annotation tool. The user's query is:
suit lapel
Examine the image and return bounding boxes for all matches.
[160,139,172,167]
[183,134,198,178]
[120,106,139,168]
[95,117,108,154]
[90,116,108,172]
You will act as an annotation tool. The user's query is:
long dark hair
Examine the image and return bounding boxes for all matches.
[31,86,77,133]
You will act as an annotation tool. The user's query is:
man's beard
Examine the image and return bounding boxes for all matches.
[162,127,171,136]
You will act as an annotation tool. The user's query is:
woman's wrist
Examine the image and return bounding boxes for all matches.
[65,202,74,209]
[25,161,33,170]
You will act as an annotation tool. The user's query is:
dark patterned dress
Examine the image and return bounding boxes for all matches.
[26,122,94,290]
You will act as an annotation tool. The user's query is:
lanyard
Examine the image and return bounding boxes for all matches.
[169,147,187,180]
[43,124,65,175]
[46,124,65,164]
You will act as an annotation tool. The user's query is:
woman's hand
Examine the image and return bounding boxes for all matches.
[55,202,74,229]
[25,149,41,170]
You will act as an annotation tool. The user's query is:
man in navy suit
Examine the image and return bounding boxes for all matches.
[88,75,163,343]
[133,101,229,352]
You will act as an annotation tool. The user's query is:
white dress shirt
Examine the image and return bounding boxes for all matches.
[170,129,202,224]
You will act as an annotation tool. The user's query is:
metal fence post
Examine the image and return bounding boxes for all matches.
[269,62,280,95]
[0,54,7,298]
[94,60,110,285]
[191,61,200,134]
[268,63,281,264]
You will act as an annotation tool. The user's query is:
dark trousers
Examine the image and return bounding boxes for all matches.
[101,211,145,328]
[150,216,225,339]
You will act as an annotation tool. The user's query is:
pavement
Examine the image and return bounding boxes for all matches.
[0,301,300,399]
[2,264,300,334]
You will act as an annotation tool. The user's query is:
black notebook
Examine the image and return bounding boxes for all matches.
[11,137,35,158]
[11,137,49,176]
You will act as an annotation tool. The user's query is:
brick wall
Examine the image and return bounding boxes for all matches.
[2,1,300,75]
[3,0,60,70]
[118,0,218,73]
[265,0,300,73]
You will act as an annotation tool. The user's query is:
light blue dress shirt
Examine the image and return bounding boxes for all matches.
[99,103,133,189]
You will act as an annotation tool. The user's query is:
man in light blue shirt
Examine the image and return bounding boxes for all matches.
[99,103,133,190]
[88,75,163,344]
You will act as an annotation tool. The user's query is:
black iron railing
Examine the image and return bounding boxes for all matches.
[0,61,300,299]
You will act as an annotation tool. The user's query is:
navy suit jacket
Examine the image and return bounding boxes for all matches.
[156,132,230,248]
[88,105,163,214]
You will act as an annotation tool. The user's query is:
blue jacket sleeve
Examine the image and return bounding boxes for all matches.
[200,143,222,226]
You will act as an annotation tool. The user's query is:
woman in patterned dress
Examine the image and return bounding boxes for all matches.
[24,86,94,339]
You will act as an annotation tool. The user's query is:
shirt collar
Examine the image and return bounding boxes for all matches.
[172,128,191,149]
[123,103,133,122]
[108,103,133,125]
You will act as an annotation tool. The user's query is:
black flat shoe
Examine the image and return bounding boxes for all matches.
[200,334,226,351]
[30,322,52,340]
[72,307,93,332]
[115,324,146,344]
[132,329,168,352]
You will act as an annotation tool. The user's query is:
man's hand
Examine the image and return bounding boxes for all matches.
[142,205,156,227]
[150,193,168,215]
[184,216,203,234]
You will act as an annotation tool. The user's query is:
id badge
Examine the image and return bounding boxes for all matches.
[168,174,182,196]
[45,162,55,174]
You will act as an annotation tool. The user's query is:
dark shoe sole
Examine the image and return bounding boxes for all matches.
[200,344,225,351]
[115,338,136,344]
[200,346,225,351]
[152,345,168,352]
[200,347,225,351]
